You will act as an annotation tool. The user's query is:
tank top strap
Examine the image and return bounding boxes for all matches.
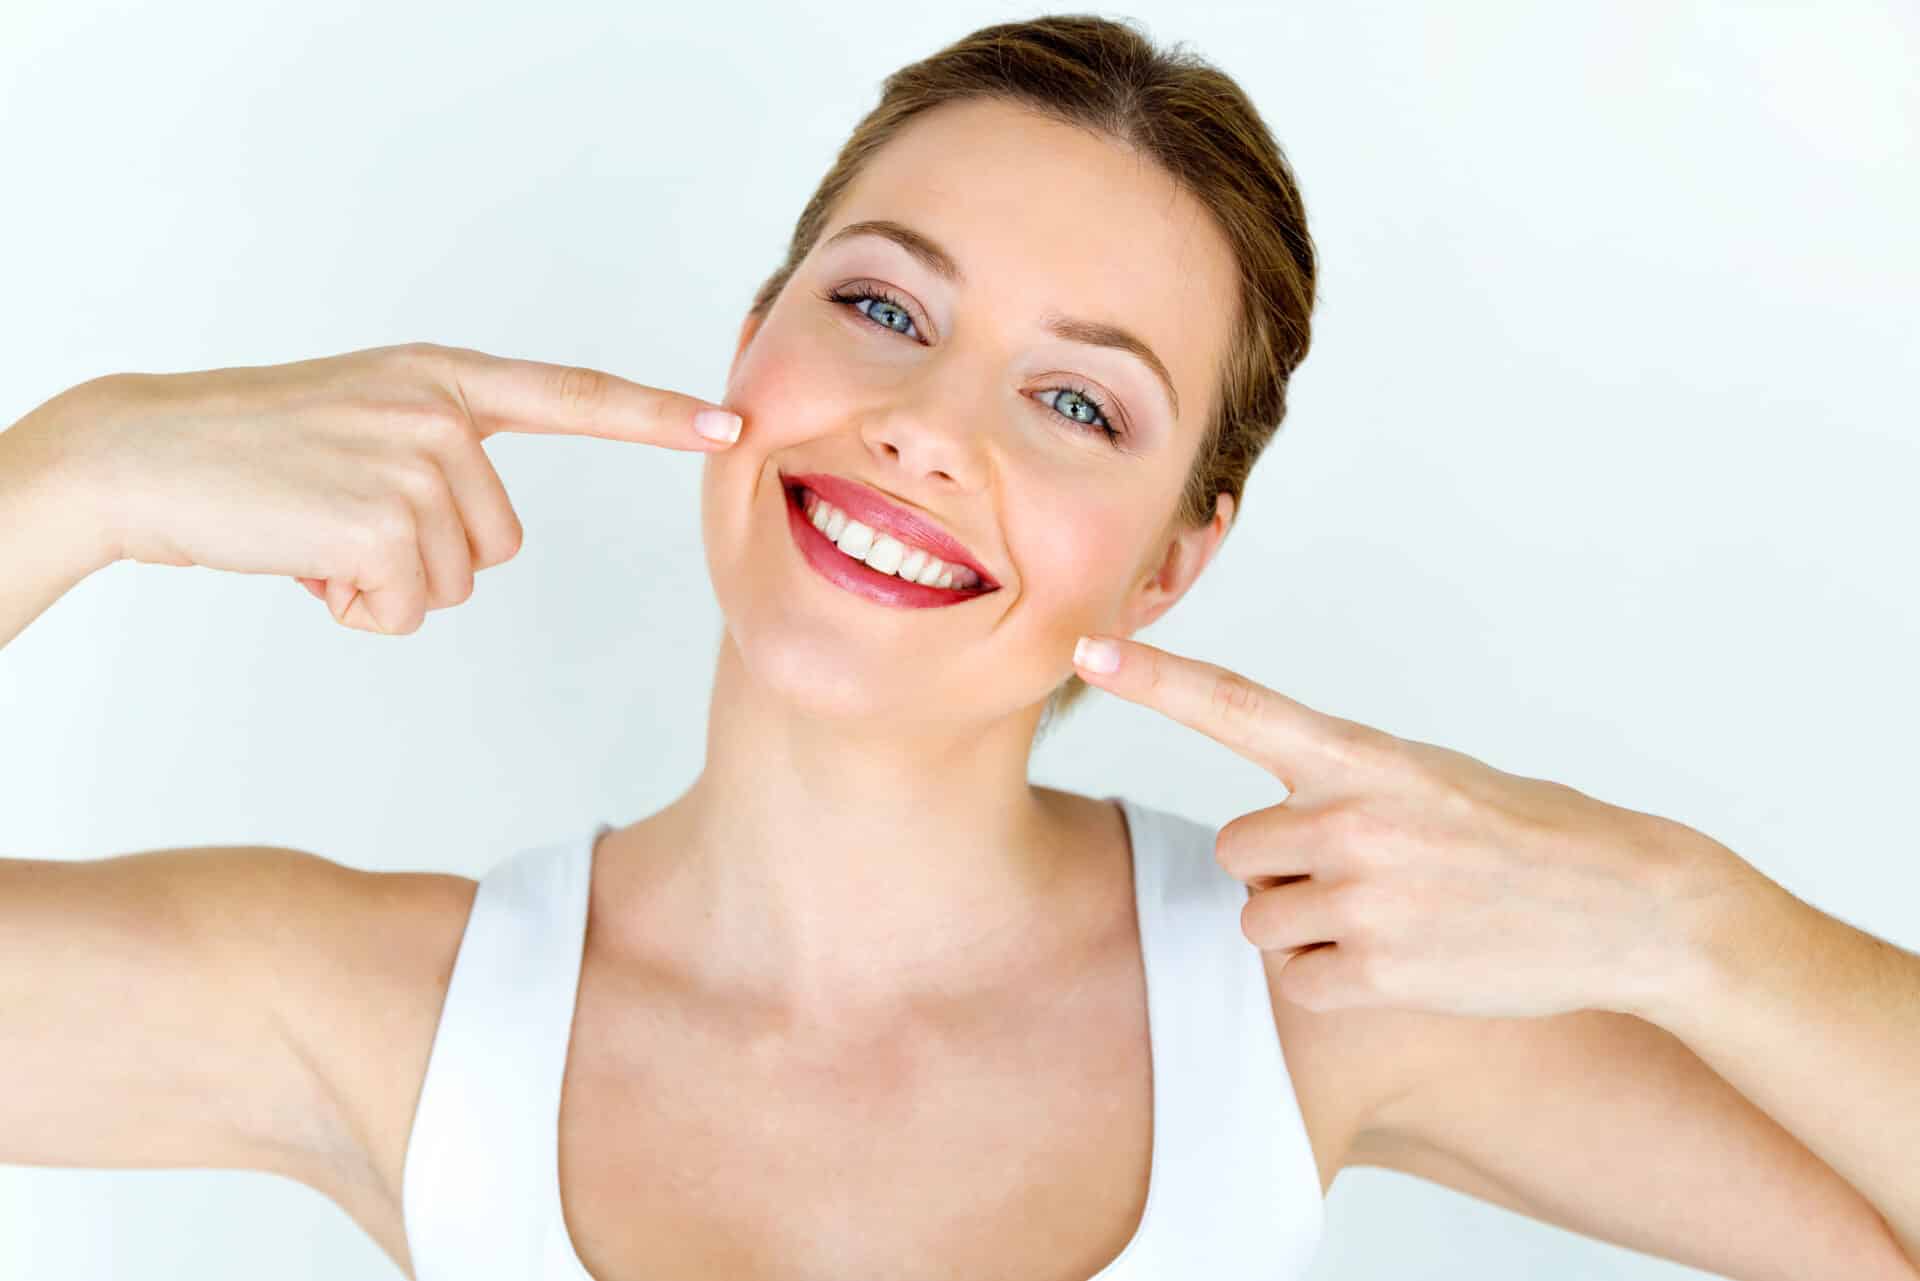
[400,824,605,1281]
[402,808,1322,1279]
[1109,796,1325,1278]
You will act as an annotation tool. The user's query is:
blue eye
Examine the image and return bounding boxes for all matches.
[837,284,917,336]
[817,282,1125,446]
[830,283,920,338]
[1037,385,1119,440]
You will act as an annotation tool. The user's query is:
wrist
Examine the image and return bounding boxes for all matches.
[1,378,126,574]
[1627,823,1791,1029]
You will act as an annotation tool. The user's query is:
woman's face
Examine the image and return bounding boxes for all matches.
[703,96,1240,725]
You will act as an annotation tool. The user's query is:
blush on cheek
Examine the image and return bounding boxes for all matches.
[1021,503,1142,611]
[725,329,854,439]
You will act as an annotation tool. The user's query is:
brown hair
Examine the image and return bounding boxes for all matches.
[745,14,1318,739]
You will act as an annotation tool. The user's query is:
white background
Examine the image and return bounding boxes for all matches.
[2,2,1916,1277]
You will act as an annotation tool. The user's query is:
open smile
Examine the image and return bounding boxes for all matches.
[782,475,1001,610]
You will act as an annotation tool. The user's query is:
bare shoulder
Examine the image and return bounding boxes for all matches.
[1066,790,1408,1197]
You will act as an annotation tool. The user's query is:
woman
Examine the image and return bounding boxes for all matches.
[3,14,1916,1281]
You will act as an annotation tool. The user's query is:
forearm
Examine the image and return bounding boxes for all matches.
[0,386,120,650]
[1638,838,1920,1268]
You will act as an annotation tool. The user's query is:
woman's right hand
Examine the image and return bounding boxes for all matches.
[54,341,744,635]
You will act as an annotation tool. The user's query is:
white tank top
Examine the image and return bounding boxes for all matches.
[400,794,1325,1279]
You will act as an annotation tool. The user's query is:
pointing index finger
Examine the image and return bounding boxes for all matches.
[1072,634,1343,789]
[418,344,742,449]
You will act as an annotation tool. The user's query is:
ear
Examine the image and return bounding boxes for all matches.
[1115,490,1236,635]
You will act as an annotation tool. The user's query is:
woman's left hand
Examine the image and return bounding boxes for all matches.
[1070,634,1759,1021]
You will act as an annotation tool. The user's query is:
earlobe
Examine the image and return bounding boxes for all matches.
[1164,491,1234,591]
[1117,491,1236,636]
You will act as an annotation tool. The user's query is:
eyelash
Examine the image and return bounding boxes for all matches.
[816,282,1125,446]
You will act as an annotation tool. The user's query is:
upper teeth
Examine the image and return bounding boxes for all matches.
[803,490,982,590]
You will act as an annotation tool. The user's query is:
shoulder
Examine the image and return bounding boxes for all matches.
[1105,798,1425,1197]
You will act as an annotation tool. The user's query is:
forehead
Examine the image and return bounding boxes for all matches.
[819,96,1239,433]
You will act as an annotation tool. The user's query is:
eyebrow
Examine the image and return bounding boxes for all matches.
[820,218,1181,421]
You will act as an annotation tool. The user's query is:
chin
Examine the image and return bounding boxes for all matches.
[721,618,930,722]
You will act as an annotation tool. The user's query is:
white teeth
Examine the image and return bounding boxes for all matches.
[800,489,984,590]
[834,519,874,560]
[864,533,906,575]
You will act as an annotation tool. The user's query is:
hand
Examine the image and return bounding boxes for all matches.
[1071,633,1748,1020]
[57,341,744,635]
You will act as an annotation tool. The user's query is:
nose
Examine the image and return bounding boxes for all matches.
[857,388,989,493]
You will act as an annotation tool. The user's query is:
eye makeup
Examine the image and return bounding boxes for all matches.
[815,279,1129,447]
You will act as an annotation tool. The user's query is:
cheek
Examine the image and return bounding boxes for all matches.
[1006,489,1146,625]
[704,329,849,517]
[726,338,843,448]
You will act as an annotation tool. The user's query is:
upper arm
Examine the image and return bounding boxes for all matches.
[1338,997,1919,1281]
[0,845,379,1192]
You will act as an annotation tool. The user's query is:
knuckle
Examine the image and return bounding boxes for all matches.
[396,571,429,633]
[1212,815,1260,879]
[389,455,444,505]
[1208,668,1264,723]
[416,402,477,450]
[1327,718,1397,769]
[430,564,472,609]
[1212,824,1240,876]
[475,510,525,569]
[385,341,447,373]
[367,495,417,548]
[554,364,608,412]
[1426,767,1479,824]
[1239,893,1267,944]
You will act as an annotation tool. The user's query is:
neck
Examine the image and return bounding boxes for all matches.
[624,631,1088,1030]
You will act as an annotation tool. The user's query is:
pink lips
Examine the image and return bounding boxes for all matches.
[780,471,1001,610]
[782,471,998,589]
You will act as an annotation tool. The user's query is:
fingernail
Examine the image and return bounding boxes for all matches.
[1073,636,1120,674]
[695,408,742,443]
